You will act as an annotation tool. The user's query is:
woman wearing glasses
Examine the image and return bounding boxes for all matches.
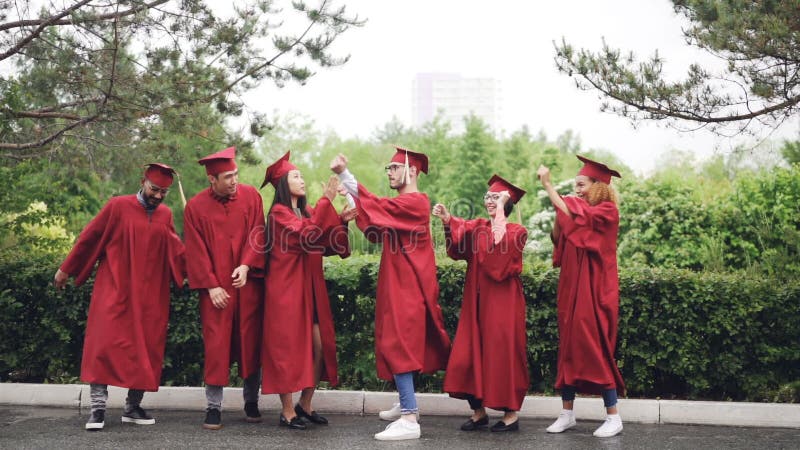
[432,174,529,433]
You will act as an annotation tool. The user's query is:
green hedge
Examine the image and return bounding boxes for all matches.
[1,253,798,402]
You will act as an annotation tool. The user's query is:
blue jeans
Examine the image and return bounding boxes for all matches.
[394,372,418,415]
[561,385,618,408]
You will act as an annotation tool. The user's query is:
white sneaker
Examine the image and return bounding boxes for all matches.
[374,418,421,441]
[593,414,623,437]
[546,409,576,433]
[378,403,419,421]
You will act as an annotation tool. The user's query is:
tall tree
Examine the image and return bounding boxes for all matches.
[555,1,800,135]
[0,0,361,160]
[443,115,496,218]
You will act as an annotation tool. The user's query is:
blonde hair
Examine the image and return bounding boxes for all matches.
[586,180,619,206]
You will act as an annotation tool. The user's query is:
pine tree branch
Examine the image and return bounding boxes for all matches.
[0,13,121,157]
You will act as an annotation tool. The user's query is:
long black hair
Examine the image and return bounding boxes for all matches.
[265,174,309,256]
[269,173,309,218]
[503,200,514,218]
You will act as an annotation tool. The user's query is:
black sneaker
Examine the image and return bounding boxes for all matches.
[121,405,155,425]
[244,402,262,423]
[203,408,223,430]
[85,409,105,431]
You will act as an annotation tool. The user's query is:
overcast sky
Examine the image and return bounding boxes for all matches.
[248,0,797,174]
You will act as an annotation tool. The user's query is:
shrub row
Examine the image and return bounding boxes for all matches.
[1,253,798,402]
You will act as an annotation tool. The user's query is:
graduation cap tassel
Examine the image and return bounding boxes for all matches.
[177,175,187,208]
[404,150,411,185]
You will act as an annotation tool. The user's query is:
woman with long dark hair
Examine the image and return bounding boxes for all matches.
[259,152,355,430]
[538,155,625,438]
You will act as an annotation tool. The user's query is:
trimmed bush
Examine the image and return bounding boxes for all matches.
[1,253,797,402]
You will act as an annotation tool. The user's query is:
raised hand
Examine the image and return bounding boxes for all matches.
[537,165,551,186]
[496,190,511,206]
[330,153,348,174]
[432,203,451,224]
[340,205,358,222]
[323,175,340,201]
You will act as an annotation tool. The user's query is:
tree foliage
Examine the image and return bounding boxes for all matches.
[555,0,800,135]
[0,0,362,160]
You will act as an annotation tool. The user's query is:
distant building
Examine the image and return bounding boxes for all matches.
[412,73,502,134]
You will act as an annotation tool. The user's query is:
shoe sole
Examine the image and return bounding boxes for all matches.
[121,417,155,425]
[244,417,263,423]
[85,423,104,431]
[202,423,223,430]
[374,433,421,441]
[546,422,576,433]
[379,414,420,422]
[594,426,623,437]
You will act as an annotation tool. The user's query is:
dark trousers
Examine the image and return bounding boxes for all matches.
[464,394,513,412]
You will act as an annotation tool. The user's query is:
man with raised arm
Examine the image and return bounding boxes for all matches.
[331,147,451,441]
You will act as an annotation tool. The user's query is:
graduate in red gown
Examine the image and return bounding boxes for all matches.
[331,147,451,441]
[433,174,529,433]
[183,147,266,430]
[54,163,185,431]
[538,155,625,438]
[259,152,355,430]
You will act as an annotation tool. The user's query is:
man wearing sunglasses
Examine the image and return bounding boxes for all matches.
[54,163,186,432]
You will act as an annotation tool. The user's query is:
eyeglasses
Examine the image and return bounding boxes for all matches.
[483,193,501,202]
[385,164,404,173]
[146,181,169,195]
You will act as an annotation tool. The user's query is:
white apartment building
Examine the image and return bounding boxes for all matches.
[412,73,502,134]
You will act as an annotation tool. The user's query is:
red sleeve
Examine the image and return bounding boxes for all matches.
[271,198,343,251]
[355,184,430,233]
[444,216,476,261]
[323,222,351,258]
[354,216,381,243]
[240,190,266,272]
[183,203,220,289]
[165,213,186,285]
[60,199,116,286]
[482,224,527,282]
[559,196,618,252]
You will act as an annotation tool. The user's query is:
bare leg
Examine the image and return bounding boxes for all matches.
[280,393,296,419]
[299,324,323,412]
[502,411,518,425]
[471,407,487,421]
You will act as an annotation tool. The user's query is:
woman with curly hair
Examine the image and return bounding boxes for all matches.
[537,155,625,438]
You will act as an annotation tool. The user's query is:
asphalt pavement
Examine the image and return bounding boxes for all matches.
[1,406,798,449]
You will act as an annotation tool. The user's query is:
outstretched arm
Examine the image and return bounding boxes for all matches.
[537,165,570,217]
[331,153,359,199]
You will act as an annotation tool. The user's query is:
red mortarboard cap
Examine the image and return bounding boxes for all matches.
[389,146,429,175]
[143,163,176,188]
[261,151,298,189]
[198,146,237,176]
[577,155,621,184]
[487,174,526,203]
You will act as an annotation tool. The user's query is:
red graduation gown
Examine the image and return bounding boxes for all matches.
[355,184,451,380]
[59,195,185,391]
[553,196,625,395]
[184,185,266,385]
[261,198,350,394]
[442,217,529,411]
